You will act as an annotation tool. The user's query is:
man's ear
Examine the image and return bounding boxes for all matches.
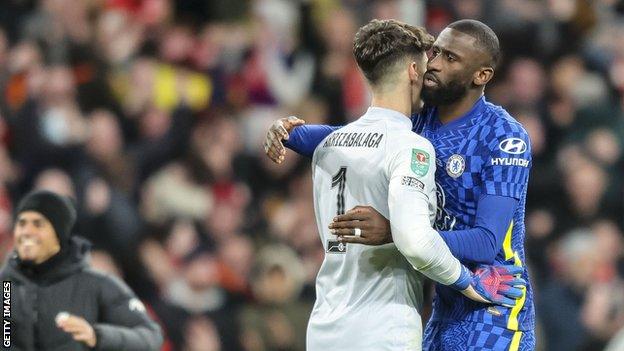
[409,62,420,83]
[473,67,494,86]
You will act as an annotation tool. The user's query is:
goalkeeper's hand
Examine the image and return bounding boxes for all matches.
[457,265,526,308]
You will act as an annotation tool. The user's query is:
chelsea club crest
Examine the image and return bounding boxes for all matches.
[446,154,465,178]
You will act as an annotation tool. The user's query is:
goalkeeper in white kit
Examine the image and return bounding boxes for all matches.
[265,19,525,351]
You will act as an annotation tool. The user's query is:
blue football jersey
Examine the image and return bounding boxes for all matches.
[413,96,535,332]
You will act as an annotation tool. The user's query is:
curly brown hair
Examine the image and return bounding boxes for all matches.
[353,19,434,85]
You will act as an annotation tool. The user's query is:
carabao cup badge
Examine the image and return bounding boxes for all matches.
[411,149,430,177]
[446,154,465,178]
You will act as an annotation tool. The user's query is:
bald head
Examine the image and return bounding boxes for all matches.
[447,19,500,69]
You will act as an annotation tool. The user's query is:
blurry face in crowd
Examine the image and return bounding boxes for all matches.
[422,28,490,106]
[13,211,60,264]
[254,265,297,304]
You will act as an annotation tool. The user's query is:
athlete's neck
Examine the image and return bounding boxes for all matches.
[370,91,412,119]
[437,89,484,124]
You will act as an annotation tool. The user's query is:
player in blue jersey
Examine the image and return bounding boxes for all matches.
[264,19,535,351]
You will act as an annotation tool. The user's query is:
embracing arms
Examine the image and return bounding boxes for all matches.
[264,118,525,306]
[264,117,518,264]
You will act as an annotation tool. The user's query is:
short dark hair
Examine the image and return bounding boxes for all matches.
[447,19,500,69]
[353,19,434,85]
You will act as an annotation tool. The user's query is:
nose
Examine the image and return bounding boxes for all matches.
[427,54,442,72]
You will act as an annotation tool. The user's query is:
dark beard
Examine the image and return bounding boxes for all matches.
[421,79,469,106]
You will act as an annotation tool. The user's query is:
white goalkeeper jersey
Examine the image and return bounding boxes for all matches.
[307,107,462,351]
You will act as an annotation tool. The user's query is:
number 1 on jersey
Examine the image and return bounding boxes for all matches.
[331,167,347,216]
[328,167,348,253]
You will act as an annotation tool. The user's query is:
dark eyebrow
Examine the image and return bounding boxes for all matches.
[432,45,463,60]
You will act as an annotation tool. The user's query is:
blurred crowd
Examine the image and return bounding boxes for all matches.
[0,0,622,350]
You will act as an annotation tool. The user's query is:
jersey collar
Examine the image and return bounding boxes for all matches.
[363,106,413,130]
[435,95,486,132]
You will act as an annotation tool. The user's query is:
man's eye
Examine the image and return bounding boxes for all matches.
[447,54,455,61]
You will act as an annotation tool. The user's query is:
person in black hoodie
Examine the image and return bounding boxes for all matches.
[0,190,163,351]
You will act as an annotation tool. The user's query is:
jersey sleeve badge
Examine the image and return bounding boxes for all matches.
[411,149,430,177]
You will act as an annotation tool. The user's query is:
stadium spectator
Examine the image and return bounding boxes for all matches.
[0,190,163,350]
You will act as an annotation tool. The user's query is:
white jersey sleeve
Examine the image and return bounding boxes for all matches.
[385,134,462,286]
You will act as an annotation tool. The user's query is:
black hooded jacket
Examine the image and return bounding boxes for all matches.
[0,237,163,351]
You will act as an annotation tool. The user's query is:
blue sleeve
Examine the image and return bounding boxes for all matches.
[439,194,518,264]
[449,266,472,291]
[284,125,341,158]
[481,121,532,199]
